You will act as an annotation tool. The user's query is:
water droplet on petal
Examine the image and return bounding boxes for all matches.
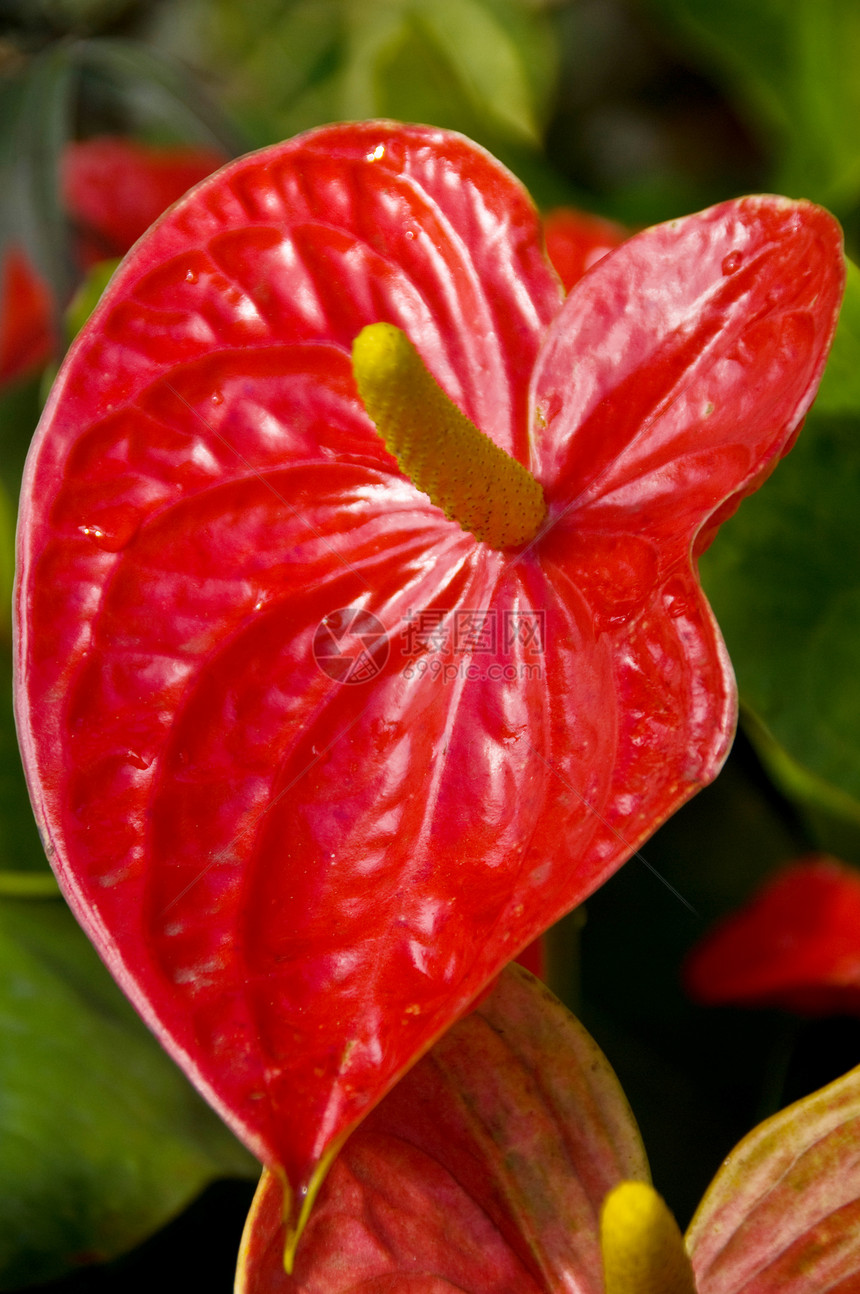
[78,506,142,552]
[185,268,198,284]
[211,390,224,406]
[722,250,742,274]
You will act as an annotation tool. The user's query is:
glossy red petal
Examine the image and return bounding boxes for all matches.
[532,196,844,562]
[63,137,226,266]
[684,856,860,1015]
[15,124,844,1224]
[15,124,562,1190]
[236,966,648,1293]
[542,207,628,292]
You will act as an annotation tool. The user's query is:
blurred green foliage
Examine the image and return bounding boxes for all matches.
[645,0,860,228]
[206,0,557,145]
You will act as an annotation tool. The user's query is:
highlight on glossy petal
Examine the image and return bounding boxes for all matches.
[352,322,546,547]
[602,1181,697,1294]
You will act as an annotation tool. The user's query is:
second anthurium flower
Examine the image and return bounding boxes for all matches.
[14,122,845,1246]
[237,966,860,1292]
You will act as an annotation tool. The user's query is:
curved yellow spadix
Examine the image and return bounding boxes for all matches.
[352,322,546,549]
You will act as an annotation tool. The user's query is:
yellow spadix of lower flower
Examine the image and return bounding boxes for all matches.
[601,1181,698,1294]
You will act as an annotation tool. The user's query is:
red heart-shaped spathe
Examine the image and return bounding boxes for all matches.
[15,123,845,1217]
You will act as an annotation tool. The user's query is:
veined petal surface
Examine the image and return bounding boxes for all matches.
[14,123,845,1210]
[689,1064,860,1294]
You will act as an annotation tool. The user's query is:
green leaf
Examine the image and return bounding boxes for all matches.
[0,379,58,876]
[0,480,14,646]
[0,375,41,501]
[205,0,557,152]
[814,256,860,413]
[699,256,860,823]
[0,894,256,1289]
[688,1062,860,1291]
[65,257,120,343]
[345,0,555,146]
[72,38,246,155]
[644,0,860,214]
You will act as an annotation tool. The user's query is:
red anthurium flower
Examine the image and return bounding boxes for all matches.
[685,855,860,1015]
[542,206,628,291]
[0,137,223,386]
[14,122,844,1243]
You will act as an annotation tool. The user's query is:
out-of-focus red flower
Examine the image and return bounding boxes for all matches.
[0,247,54,386]
[684,856,860,1015]
[543,207,628,291]
[63,137,226,268]
[0,137,225,387]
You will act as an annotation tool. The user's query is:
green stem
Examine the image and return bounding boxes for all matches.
[0,870,60,898]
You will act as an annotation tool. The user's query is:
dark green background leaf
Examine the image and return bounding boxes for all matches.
[0,895,256,1289]
[644,0,860,217]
